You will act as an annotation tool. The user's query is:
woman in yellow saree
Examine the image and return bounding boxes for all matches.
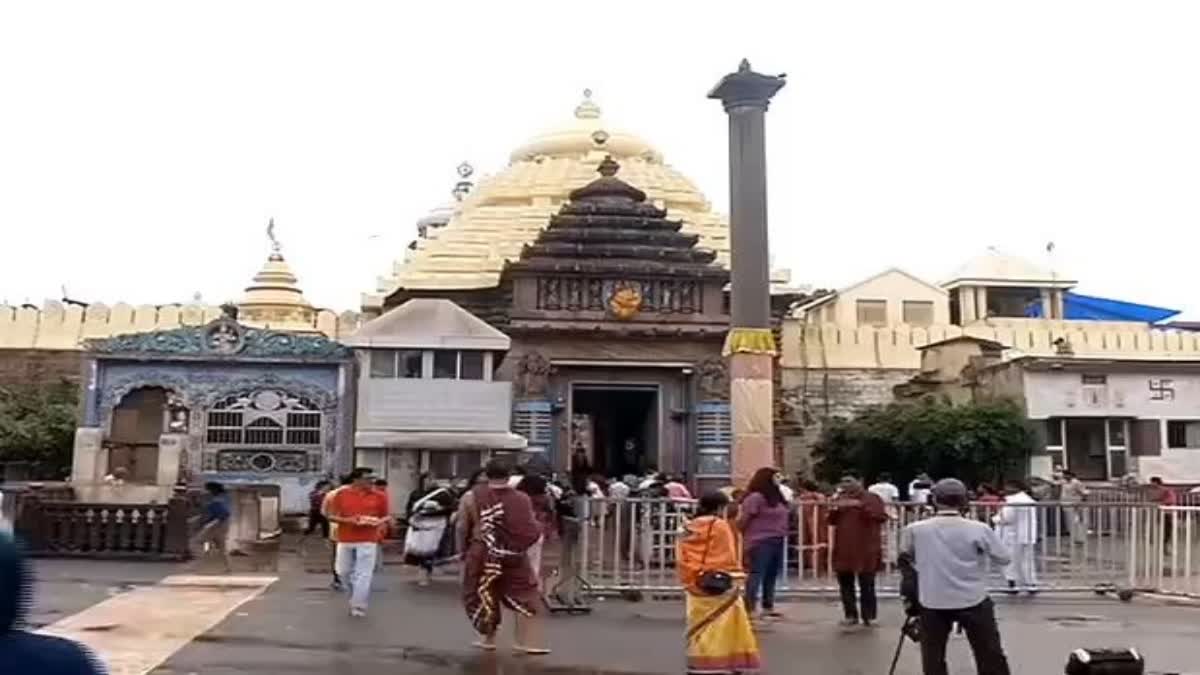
[677,492,762,674]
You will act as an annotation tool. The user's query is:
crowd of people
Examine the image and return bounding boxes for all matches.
[185,462,1187,674]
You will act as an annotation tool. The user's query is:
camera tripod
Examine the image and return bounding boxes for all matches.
[888,614,922,675]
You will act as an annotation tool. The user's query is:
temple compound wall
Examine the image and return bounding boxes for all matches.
[0,301,361,350]
[0,349,83,388]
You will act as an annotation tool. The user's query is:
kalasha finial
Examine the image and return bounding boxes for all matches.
[597,155,620,177]
[266,217,282,257]
[575,88,601,119]
[738,58,751,72]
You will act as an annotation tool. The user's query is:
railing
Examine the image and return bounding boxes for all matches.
[573,498,1195,598]
[0,483,75,526]
[1157,506,1200,598]
[15,497,191,560]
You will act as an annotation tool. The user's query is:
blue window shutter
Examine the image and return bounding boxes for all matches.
[512,400,553,452]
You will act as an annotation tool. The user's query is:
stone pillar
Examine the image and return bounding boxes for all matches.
[709,60,785,486]
[156,433,187,486]
[71,427,107,484]
[1041,288,1054,318]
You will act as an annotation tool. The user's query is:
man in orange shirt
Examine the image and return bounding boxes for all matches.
[328,467,390,617]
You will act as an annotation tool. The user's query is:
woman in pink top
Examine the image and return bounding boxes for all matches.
[735,467,791,619]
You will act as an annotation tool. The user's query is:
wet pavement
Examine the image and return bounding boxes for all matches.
[27,557,1200,675]
[28,558,183,629]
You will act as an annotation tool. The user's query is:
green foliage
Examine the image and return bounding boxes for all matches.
[0,381,78,478]
[812,398,1035,489]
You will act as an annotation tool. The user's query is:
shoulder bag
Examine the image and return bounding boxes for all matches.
[696,518,734,596]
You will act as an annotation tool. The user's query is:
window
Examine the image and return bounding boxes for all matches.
[1045,418,1065,469]
[512,401,553,452]
[695,401,732,478]
[398,350,423,378]
[426,450,486,480]
[204,390,324,447]
[901,300,934,327]
[369,350,423,378]
[856,299,887,327]
[369,350,396,378]
[1107,419,1127,447]
[1046,419,1064,447]
[460,351,485,380]
[1166,420,1200,449]
[433,351,458,379]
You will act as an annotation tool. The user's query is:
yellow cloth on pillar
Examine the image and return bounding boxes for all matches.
[722,328,777,357]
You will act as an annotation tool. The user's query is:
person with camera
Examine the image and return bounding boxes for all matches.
[677,491,761,674]
[899,478,1012,675]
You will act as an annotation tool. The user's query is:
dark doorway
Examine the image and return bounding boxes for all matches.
[571,386,658,478]
[1065,418,1107,481]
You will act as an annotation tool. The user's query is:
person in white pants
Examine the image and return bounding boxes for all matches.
[328,468,390,617]
[994,480,1038,593]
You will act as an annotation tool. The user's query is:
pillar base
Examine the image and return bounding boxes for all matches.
[728,351,774,486]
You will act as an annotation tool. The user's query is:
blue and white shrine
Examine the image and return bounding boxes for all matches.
[70,246,355,514]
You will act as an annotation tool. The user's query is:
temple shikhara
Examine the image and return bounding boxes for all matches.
[4,83,1200,522]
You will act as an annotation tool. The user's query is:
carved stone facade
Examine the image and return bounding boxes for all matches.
[80,321,354,513]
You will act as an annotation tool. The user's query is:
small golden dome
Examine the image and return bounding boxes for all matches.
[238,219,316,328]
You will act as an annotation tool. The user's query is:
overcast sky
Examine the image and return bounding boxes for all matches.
[2,1,1198,318]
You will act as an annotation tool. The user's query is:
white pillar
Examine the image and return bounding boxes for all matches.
[156,433,187,486]
[960,286,978,324]
[975,286,989,320]
[1041,289,1054,318]
[1053,290,1065,319]
[71,427,107,484]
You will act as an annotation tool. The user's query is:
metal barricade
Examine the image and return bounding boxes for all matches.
[576,498,1169,597]
[1156,506,1199,598]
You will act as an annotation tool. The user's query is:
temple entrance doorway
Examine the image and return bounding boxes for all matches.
[570,385,658,479]
[108,387,169,483]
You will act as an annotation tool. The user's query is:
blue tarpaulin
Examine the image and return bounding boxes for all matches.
[1026,292,1180,323]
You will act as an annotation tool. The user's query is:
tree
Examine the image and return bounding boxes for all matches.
[812,398,1034,489]
[0,380,78,479]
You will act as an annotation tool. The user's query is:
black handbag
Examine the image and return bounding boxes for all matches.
[695,519,734,596]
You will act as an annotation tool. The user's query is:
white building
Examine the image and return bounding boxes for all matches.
[346,298,526,512]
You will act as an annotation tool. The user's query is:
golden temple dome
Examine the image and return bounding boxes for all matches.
[365,91,731,310]
[238,219,317,329]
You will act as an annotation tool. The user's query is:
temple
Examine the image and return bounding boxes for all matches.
[7,90,1200,515]
[383,154,759,491]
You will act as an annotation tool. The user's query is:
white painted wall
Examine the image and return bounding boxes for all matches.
[807,270,950,327]
[357,379,513,432]
[1023,371,1200,419]
[1135,455,1200,483]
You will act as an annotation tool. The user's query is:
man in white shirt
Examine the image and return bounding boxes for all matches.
[908,472,933,505]
[868,473,900,504]
[994,480,1038,593]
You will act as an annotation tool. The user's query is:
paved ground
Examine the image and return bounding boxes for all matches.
[24,556,1200,675]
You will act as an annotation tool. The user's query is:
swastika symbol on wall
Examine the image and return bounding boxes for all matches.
[1149,378,1175,401]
